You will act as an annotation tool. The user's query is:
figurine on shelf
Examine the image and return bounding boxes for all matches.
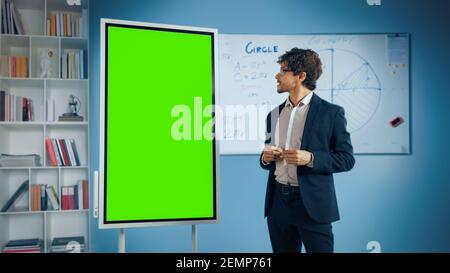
[58,94,84,121]
[39,48,54,78]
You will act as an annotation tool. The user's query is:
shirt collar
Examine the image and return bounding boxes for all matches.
[285,91,313,108]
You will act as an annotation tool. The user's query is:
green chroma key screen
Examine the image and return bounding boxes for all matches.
[105,23,216,224]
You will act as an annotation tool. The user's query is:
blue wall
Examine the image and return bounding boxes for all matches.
[89,0,450,252]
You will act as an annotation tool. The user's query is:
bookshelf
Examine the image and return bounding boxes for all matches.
[0,0,89,253]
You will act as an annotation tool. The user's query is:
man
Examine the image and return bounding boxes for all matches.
[260,48,355,253]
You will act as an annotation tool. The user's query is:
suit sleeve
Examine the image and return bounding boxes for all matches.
[302,106,355,174]
[260,112,275,171]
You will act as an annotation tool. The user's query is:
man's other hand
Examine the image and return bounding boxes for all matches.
[283,149,312,166]
[263,146,284,164]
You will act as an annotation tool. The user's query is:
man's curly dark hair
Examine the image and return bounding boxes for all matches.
[277,48,322,91]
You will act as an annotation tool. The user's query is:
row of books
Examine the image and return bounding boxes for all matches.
[1,238,43,253]
[0,179,88,212]
[61,180,89,210]
[61,49,87,79]
[0,90,33,122]
[47,11,87,37]
[0,55,29,78]
[45,138,81,167]
[0,53,87,79]
[0,153,41,167]
[30,184,59,211]
[1,0,25,35]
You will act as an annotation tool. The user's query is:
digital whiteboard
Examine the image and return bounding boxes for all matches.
[219,34,410,155]
[99,19,219,229]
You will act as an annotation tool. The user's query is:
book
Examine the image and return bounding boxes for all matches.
[70,138,81,166]
[0,90,5,121]
[0,56,9,77]
[58,115,84,121]
[50,236,85,253]
[52,236,84,246]
[0,153,41,167]
[61,187,67,210]
[1,180,29,212]
[31,184,41,211]
[73,184,78,210]
[5,238,40,248]
[1,0,7,34]
[82,180,88,209]
[77,181,83,209]
[68,186,74,209]
[51,138,63,166]
[10,0,24,34]
[2,248,41,253]
[46,185,59,210]
[62,186,75,210]
[40,184,47,211]
[59,138,71,166]
[65,138,76,166]
[2,238,43,253]
[46,99,55,121]
[45,138,57,166]
[46,18,50,35]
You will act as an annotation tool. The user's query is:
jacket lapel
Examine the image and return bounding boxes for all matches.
[300,93,321,149]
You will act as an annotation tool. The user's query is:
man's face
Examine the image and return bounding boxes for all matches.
[275,61,300,93]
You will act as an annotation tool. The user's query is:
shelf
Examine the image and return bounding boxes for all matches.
[0,122,45,126]
[50,209,89,213]
[0,166,88,170]
[0,33,87,40]
[0,77,44,82]
[0,77,88,81]
[46,122,88,126]
[0,122,87,126]
[0,209,88,216]
[43,78,88,82]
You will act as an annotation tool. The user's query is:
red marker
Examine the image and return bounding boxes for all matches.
[390,116,404,128]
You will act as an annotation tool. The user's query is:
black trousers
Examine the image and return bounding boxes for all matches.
[267,182,334,253]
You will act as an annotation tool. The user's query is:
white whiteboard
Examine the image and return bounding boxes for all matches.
[218,34,410,155]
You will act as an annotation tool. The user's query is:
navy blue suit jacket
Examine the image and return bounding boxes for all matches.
[260,93,355,223]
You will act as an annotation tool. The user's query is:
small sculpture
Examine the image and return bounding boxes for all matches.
[64,94,81,117]
[59,94,83,121]
[40,49,53,78]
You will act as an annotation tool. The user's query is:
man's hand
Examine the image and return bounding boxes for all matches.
[263,146,284,164]
[283,149,312,166]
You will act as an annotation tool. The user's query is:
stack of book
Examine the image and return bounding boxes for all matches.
[0,91,34,122]
[0,55,28,78]
[30,184,59,211]
[60,49,87,79]
[1,238,43,253]
[45,138,80,167]
[47,10,87,37]
[61,180,88,210]
[50,236,85,253]
[0,154,41,167]
[1,0,25,35]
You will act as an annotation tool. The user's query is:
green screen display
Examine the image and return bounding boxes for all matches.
[105,23,216,224]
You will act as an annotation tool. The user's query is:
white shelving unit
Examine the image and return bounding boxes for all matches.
[0,0,89,253]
